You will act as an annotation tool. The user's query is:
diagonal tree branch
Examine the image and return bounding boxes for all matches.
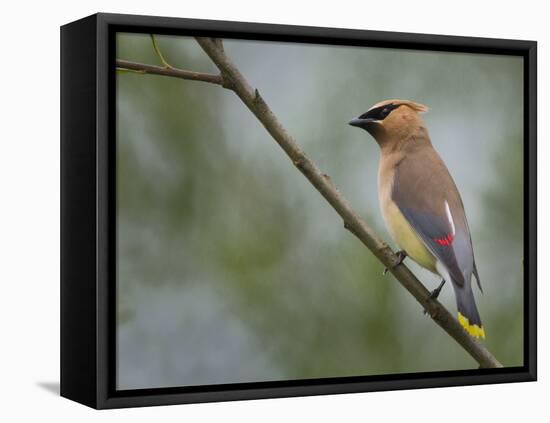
[116,36,502,369]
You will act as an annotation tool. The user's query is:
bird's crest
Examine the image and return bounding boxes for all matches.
[368,99,429,114]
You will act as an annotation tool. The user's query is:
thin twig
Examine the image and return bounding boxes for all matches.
[150,34,173,69]
[115,59,224,86]
[115,37,503,369]
[116,67,145,75]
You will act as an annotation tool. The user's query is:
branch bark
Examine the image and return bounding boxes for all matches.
[116,37,502,369]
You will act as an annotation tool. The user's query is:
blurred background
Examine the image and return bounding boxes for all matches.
[116,33,523,390]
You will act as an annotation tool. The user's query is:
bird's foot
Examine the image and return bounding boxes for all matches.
[383,250,407,275]
[423,279,446,315]
[429,279,446,300]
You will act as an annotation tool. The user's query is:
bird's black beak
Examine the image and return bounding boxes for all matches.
[348,117,378,129]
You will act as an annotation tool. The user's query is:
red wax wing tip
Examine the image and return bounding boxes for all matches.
[434,233,454,246]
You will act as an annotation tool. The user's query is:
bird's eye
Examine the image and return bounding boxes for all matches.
[380,107,391,118]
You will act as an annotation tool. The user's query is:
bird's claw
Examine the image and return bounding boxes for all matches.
[429,280,446,300]
[383,250,407,275]
[423,279,446,315]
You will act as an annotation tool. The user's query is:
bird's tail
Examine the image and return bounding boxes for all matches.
[452,281,485,339]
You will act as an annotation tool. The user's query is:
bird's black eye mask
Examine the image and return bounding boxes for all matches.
[359,103,400,121]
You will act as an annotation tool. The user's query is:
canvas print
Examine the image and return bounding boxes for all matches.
[115,33,524,390]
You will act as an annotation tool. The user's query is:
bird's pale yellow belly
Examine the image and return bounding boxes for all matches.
[381,199,437,273]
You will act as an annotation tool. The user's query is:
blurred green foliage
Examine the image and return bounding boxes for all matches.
[116,34,524,389]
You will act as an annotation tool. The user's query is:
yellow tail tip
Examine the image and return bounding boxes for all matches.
[458,312,486,339]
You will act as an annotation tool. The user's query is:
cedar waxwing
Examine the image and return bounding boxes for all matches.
[349,99,485,339]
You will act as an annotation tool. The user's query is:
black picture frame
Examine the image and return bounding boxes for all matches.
[60,12,537,409]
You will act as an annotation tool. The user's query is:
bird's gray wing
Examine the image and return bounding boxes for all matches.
[391,149,476,287]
